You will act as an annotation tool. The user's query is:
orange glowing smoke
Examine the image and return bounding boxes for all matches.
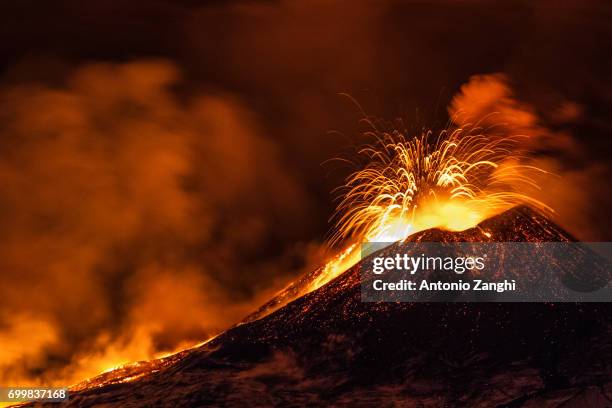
[0,60,311,392]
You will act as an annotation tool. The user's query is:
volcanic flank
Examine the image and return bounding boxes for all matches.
[26,206,612,408]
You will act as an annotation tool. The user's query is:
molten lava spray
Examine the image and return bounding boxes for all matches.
[330,120,551,246]
[309,116,552,294]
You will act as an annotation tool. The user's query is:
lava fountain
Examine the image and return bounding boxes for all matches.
[307,114,552,294]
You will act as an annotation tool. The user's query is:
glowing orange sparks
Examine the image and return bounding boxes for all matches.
[314,118,552,291]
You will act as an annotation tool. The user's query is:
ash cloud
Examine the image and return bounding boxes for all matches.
[0,60,324,384]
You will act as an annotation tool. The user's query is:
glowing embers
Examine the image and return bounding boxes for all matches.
[330,126,551,247]
[305,123,553,295]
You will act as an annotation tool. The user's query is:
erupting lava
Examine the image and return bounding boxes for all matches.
[331,119,551,245]
[310,116,552,293]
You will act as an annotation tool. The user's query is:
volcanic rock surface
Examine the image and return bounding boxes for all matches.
[31,206,612,407]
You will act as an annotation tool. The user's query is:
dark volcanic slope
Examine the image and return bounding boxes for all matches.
[43,207,612,407]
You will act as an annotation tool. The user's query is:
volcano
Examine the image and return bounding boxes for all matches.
[31,206,612,407]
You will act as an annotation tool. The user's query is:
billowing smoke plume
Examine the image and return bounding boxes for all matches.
[449,74,612,240]
[0,60,326,385]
